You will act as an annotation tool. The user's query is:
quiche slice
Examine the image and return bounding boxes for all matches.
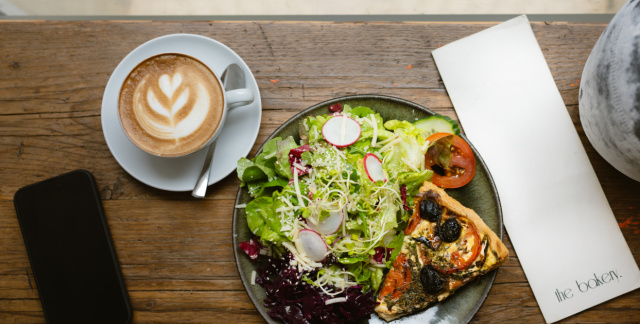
[375,181,509,321]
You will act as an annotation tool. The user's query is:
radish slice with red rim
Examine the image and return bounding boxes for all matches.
[364,153,386,182]
[321,115,361,147]
[298,229,328,262]
[306,209,344,235]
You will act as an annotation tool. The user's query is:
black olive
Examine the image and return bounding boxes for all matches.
[420,265,446,294]
[412,236,435,250]
[419,199,441,222]
[440,218,462,243]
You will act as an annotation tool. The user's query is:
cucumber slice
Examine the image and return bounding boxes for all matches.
[413,114,460,138]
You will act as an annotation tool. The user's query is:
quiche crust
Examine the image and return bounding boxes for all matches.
[375,181,508,321]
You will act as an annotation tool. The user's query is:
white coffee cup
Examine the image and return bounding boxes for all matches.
[117,52,254,158]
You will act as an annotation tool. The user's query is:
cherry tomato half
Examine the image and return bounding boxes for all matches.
[405,212,421,235]
[425,133,476,188]
[378,254,412,301]
[430,219,481,275]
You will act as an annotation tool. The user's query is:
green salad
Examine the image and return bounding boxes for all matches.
[236,104,467,296]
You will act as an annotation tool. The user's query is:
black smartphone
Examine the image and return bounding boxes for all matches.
[13,170,132,324]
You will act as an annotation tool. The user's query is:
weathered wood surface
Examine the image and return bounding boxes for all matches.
[1,20,638,323]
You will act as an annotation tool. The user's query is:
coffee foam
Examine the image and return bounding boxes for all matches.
[119,54,224,157]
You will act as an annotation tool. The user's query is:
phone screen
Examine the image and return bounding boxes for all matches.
[13,170,132,324]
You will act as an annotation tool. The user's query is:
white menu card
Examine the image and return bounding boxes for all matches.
[432,15,640,323]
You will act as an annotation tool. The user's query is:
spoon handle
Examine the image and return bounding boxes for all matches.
[191,140,217,198]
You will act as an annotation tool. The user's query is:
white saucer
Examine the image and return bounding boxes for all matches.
[101,34,262,192]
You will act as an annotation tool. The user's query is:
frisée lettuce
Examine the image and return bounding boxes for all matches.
[237,104,433,297]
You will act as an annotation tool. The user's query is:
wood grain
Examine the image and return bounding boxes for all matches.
[1,20,638,323]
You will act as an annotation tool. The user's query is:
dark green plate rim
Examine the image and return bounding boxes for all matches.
[233,94,503,323]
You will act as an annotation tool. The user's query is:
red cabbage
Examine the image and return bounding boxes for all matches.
[328,103,342,113]
[372,247,394,264]
[400,184,410,211]
[289,144,312,176]
[239,237,264,260]
[252,253,378,324]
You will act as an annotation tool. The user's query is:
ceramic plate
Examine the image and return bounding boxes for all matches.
[233,95,503,323]
[101,34,261,191]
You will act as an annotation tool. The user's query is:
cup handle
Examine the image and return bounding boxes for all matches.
[227,88,254,110]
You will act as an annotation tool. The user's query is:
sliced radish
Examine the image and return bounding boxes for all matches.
[322,115,361,147]
[364,153,386,182]
[306,208,344,235]
[298,229,329,262]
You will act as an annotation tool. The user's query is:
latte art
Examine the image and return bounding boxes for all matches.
[135,72,209,139]
[119,54,224,157]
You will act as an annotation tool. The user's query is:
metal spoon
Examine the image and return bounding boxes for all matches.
[192,63,245,198]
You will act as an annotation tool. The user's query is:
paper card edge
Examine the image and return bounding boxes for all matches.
[432,14,529,58]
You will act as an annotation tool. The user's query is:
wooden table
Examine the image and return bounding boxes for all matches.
[1,20,638,323]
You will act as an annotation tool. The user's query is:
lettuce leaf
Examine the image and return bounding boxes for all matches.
[245,196,287,243]
[237,137,287,198]
[348,106,376,118]
[306,115,327,144]
[384,119,422,138]
[275,136,299,179]
[398,169,433,200]
[237,158,275,183]
[247,178,289,198]
[385,232,405,268]
[371,267,384,291]
[382,128,427,179]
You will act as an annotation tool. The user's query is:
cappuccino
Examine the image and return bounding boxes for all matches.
[118,54,224,157]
